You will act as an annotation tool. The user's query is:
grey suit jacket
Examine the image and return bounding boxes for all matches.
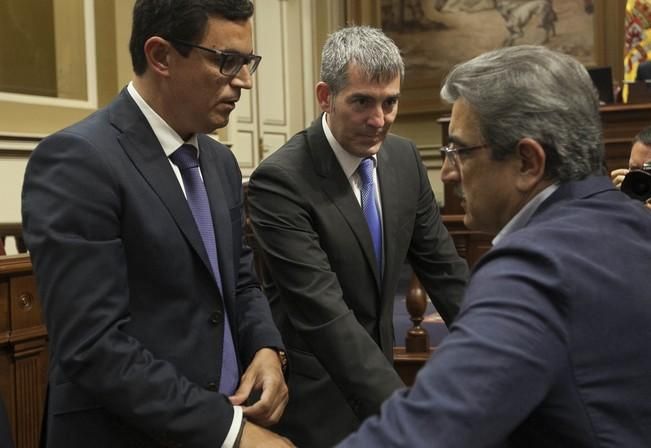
[247,116,468,447]
[22,89,283,447]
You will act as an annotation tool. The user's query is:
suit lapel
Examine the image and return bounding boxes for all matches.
[110,90,214,280]
[308,117,382,289]
[377,142,399,293]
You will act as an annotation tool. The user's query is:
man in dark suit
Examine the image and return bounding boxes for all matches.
[247,26,468,447]
[337,45,651,447]
[21,1,292,447]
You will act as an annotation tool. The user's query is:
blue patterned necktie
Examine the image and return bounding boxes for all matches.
[170,144,238,394]
[358,157,383,274]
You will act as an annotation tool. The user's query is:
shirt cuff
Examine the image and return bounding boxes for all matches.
[221,405,243,448]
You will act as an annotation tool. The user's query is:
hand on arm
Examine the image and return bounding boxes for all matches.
[230,348,288,426]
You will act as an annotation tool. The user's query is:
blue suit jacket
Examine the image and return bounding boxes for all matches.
[338,175,651,447]
[22,89,283,447]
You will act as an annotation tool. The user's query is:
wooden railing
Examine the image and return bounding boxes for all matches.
[0,213,491,448]
[0,223,27,256]
[0,254,48,448]
[393,274,435,385]
[393,217,493,385]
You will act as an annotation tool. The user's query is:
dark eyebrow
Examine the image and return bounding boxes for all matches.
[200,43,253,56]
[348,93,401,103]
[222,48,254,56]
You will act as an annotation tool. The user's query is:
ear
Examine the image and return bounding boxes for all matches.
[143,36,172,77]
[514,138,547,192]
[315,82,333,113]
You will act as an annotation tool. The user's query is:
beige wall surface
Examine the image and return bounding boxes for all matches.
[0,157,27,222]
[0,0,627,225]
[0,0,133,229]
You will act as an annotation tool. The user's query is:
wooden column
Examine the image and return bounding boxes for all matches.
[394,273,434,385]
[0,255,48,448]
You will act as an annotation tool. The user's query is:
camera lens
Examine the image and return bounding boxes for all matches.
[632,179,651,195]
[621,169,651,202]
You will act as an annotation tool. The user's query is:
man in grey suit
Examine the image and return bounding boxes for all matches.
[338,45,651,447]
[22,1,292,446]
[247,26,468,448]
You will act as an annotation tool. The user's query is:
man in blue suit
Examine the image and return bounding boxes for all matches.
[338,45,651,447]
[22,1,292,447]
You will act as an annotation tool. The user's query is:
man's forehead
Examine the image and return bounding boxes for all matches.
[449,100,480,139]
[341,85,400,98]
[631,142,651,165]
[339,79,401,99]
[633,141,651,154]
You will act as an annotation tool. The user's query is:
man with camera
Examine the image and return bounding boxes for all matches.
[610,126,651,208]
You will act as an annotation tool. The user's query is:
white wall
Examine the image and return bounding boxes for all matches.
[0,157,26,222]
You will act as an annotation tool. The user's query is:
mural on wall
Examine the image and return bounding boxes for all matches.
[379,0,597,112]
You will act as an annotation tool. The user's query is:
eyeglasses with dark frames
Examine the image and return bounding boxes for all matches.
[169,39,262,77]
[440,143,488,168]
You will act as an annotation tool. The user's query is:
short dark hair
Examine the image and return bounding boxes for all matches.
[129,0,254,76]
[634,126,651,146]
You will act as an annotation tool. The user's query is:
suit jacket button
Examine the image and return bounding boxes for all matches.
[210,310,222,325]
[206,382,218,391]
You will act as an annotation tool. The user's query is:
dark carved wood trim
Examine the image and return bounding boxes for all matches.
[393,347,435,386]
[0,254,46,448]
[0,255,31,274]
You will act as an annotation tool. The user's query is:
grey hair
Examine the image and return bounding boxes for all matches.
[320,25,404,96]
[441,45,604,181]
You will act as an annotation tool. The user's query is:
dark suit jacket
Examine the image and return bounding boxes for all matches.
[0,396,13,448]
[338,176,651,448]
[22,89,283,448]
[247,116,468,447]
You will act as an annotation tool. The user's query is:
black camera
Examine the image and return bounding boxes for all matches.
[621,161,651,202]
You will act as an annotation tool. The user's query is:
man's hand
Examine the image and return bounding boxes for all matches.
[239,420,295,448]
[611,168,629,189]
[229,348,288,426]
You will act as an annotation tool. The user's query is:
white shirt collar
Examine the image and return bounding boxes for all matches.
[126,82,199,155]
[322,113,377,178]
[492,182,559,245]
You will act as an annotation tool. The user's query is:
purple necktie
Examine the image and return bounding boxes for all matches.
[170,144,238,394]
[358,157,382,274]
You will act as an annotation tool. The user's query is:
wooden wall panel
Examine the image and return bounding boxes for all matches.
[0,255,48,448]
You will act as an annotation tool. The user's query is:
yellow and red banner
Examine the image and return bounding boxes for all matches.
[624,0,651,101]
